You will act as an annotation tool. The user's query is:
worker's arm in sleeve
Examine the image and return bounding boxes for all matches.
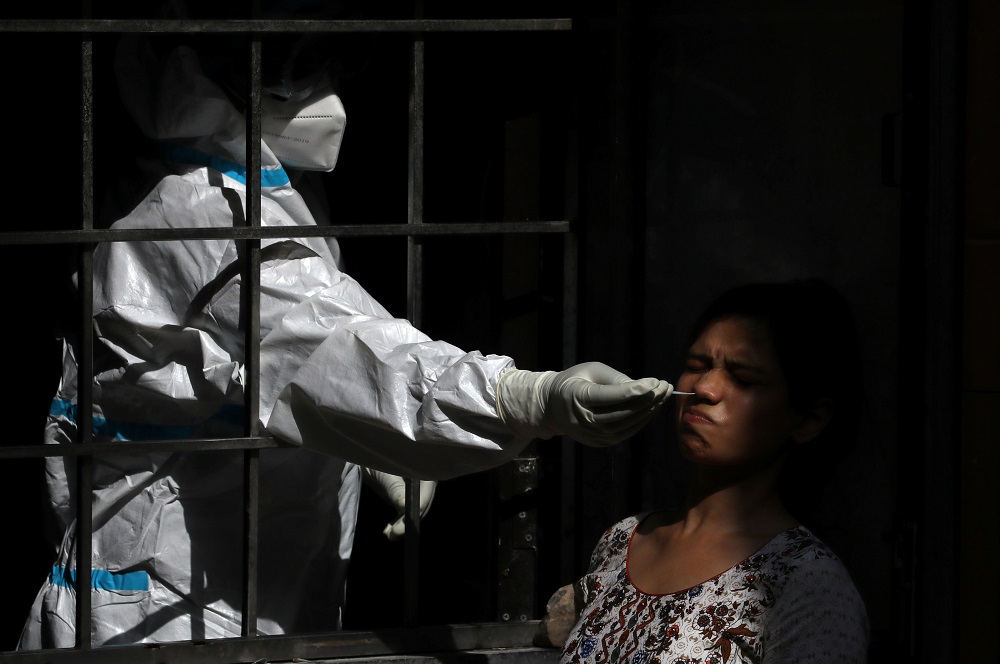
[260,282,523,480]
[91,218,525,479]
[259,269,672,479]
[92,196,669,481]
[260,278,672,480]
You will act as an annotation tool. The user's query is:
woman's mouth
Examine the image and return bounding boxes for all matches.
[682,408,713,426]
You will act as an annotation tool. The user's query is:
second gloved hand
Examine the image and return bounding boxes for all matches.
[361,467,437,541]
[495,362,673,447]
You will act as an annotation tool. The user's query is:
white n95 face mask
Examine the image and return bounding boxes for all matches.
[261,79,347,172]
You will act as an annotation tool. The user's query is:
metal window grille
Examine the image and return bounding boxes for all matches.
[0,6,578,663]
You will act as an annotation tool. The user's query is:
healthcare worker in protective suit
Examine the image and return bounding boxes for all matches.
[17,9,674,650]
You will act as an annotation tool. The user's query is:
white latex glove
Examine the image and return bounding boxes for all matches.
[361,467,437,541]
[495,362,673,447]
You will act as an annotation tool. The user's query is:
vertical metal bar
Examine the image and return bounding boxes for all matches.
[403,0,426,628]
[496,115,545,623]
[407,27,426,326]
[610,0,641,515]
[560,231,578,581]
[559,9,581,580]
[240,35,263,639]
[74,31,95,651]
[403,475,421,620]
[242,451,260,640]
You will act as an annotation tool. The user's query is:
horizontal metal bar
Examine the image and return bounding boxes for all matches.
[0,18,572,34]
[0,221,571,246]
[0,621,544,664]
[0,436,287,460]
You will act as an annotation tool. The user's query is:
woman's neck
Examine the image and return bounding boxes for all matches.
[678,461,797,537]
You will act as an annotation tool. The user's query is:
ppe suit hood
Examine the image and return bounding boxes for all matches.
[115,33,283,171]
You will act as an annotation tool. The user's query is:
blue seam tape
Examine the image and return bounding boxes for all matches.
[50,566,150,592]
[161,143,290,187]
[49,399,245,442]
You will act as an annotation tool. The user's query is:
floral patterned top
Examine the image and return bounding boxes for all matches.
[560,514,869,663]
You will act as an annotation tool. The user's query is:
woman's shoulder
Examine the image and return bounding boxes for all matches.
[768,526,844,564]
[597,513,643,549]
[611,513,644,535]
[584,513,645,572]
[761,528,871,653]
[759,527,864,599]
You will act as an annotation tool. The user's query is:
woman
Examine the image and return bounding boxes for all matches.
[540,278,870,662]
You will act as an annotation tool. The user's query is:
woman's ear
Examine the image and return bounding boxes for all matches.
[791,398,834,444]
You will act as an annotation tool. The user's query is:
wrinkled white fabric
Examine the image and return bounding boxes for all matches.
[18,35,523,650]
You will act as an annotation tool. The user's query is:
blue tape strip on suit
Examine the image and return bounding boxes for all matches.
[44,399,245,593]
[49,398,245,441]
[50,566,149,591]
[161,142,291,187]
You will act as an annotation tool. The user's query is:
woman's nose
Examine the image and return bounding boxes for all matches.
[692,370,722,401]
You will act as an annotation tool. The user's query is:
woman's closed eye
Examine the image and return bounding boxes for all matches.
[683,355,711,374]
[730,371,760,386]
[726,359,775,387]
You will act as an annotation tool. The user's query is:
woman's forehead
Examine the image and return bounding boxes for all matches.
[691,316,778,362]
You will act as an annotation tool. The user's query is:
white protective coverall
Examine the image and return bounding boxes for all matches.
[18,35,669,649]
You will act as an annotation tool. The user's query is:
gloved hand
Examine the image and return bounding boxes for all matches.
[495,362,673,447]
[361,467,437,541]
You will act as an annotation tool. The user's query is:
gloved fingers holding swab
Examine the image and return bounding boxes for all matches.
[495,362,674,446]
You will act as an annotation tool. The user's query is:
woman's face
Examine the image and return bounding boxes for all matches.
[674,315,804,469]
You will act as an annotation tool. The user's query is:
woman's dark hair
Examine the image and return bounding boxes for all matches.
[688,278,865,525]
